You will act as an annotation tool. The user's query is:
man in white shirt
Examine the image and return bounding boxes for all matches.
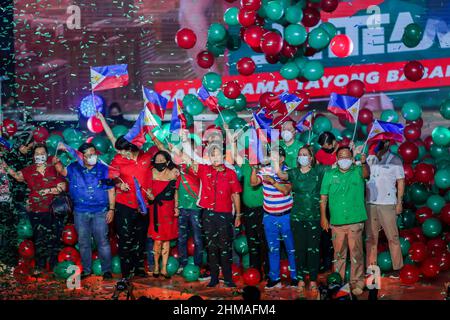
[366,141,405,277]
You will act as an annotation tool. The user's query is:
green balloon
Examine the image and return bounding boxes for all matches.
[63,128,83,144]
[183,93,198,106]
[380,109,399,123]
[401,102,422,121]
[308,27,330,50]
[377,251,393,272]
[17,219,33,239]
[207,41,226,57]
[284,24,307,46]
[170,239,177,248]
[91,136,110,154]
[54,261,76,279]
[303,61,324,81]
[445,190,450,202]
[341,129,353,140]
[112,125,128,138]
[422,218,442,238]
[439,99,450,120]
[228,117,248,131]
[99,153,112,165]
[402,35,421,48]
[182,264,200,282]
[294,57,308,75]
[46,134,63,151]
[435,168,450,189]
[431,126,450,146]
[217,91,236,108]
[230,94,247,112]
[397,209,416,230]
[242,253,250,270]
[166,256,180,276]
[326,272,342,285]
[430,144,448,159]
[403,255,414,265]
[208,23,227,43]
[185,98,204,116]
[313,116,332,134]
[321,22,337,38]
[111,256,121,274]
[223,7,239,26]
[233,235,249,255]
[399,237,411,256]
[92,259,102,276]
[265,1,284,21]
[330,128,343,141]
[280,61,300,80]
[402,23,423,45]
[426,194,446,214]
[187,256,195,266]
[408,183,430,205]
[285,4,303,23]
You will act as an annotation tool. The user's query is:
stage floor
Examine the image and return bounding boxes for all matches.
[1,271,449,300]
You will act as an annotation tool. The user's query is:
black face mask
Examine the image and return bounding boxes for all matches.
[323,147,334,154]
[154,163,167,172]
[111,114,124,122]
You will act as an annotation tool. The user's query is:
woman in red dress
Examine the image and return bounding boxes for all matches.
[147,151,179,279]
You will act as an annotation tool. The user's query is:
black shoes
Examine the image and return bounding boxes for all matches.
[265,279,282,289]
[103,272,113,280]
[207,279,219,287]
[81,272,92,280]
[224,281,237,288]
[134,269,147,278]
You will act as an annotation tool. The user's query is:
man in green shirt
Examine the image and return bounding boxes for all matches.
[280,119,303,169]
[240,160,267,275]
[320,146,370,296]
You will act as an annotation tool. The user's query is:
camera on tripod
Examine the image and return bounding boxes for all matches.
[112,278,135,300]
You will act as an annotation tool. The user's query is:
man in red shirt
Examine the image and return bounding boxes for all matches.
[189,142,242,288]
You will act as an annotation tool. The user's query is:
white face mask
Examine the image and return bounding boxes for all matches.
[34,154,47,165]
[298,156,310,167]
[337,159,353,170]
[281,130,293,142]
[86,154,98,166]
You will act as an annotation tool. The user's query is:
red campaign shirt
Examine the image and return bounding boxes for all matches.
[194,164,242,213]
[109,150,154,209]
[21,158,65,213]
[316,149,337,166]
[175,164,200,195]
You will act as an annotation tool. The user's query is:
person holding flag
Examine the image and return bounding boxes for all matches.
[53,142,115,280]
[278,117,303,169]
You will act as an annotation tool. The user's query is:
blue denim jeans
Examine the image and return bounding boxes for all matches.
[178,208,203,267]
[74,211,112,274]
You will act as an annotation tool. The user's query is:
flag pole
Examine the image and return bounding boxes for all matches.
[351,104,360,142]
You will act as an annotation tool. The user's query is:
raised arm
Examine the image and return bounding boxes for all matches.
[1,159,25,182]
[360,153,370,179]
[96,112,117,147]
[148,129,168,152]
[53,156,68,177]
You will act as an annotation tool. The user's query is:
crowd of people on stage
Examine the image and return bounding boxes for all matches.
[0,103,407,298]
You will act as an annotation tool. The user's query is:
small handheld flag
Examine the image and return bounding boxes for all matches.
[170,99,187,133]
[90,64,129,92]
[133,176,148,215]
[197,86,220,112]
[252,107,273,142]
[367,120,404,143]
[124,106,160,148]
[295,111,314,132]
[327,92,360,123]
[143,87,168,120]
[58,142,84,167]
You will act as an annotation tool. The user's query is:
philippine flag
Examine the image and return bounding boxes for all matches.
[252,107,273,142]
[367,120,404,143]
[248,126,266,165]
[277,92,304,116]
[58,142,84,167]
[170,99,187,133]
[133,177,148,215]
[327,92,360,123]
[295,111,314,132]
[124,106,160,148]
[90,64,129,91]
[197,86,220,112]
[143,86,168,120]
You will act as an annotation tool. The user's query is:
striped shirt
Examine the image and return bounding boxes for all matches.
[257,165,293,215]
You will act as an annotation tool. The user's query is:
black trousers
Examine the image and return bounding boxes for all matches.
[27,211,66,270]
[115,203,149,278]
[242,205,268,276]
[203,210,234,282]
[0,203,18,267]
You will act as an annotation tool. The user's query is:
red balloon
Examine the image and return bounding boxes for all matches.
[330,34,354,58]
[62,224,78,246]
[440,204,450,225]
[87,116,104,134]
[399,230,415,244]
[237,57,256,76]
[413,163,435,184]
[243,267,261,285]
[170,246,179,260]
[187,237,195,256]
[33,127,49,143]
[416,207,433,224]
[2,118,18,137]
[255,15,265,26]
[260,31,283,56]
[238,9,257,27]
[302,41,319,57]
[265,54,280,64]
[320,0,339,12]
[410,226,427,243]
[406,117,424,128]
[175,28,197,49]
[92,251,99,260]
[436,251,450,271]
[403,164,415,185]
[347,79,365,98]
[404,124,421,141]
[241,0,261,11]
[301,7,320,27]
[408,242,428,262]
[259,92,277,109]
[197,51,215,69]
[399,264,420,285]
[358,108,373,125]
[232,263,242,283]
[280,259,290,280]
[423,136,433,151]
[404,60,424,82]
[243,25,265,49]
[17,258,35,270]
[58,246,81,264]
[281,41,298,58]
[222,80,242,99]
[420,257,440,278]
[18,239,35,260]
[110,236,119,256]
[398,141,419,163]
[426,238,447,257]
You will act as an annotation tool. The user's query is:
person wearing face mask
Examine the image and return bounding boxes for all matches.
[146,151,179,279]
[316,131,338,166]
[107,102,132,127]
[5,144,66,275]
[277,146,327,299]
[320,146,370,296]
[279,119,303,169]
[53,143,115,280]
